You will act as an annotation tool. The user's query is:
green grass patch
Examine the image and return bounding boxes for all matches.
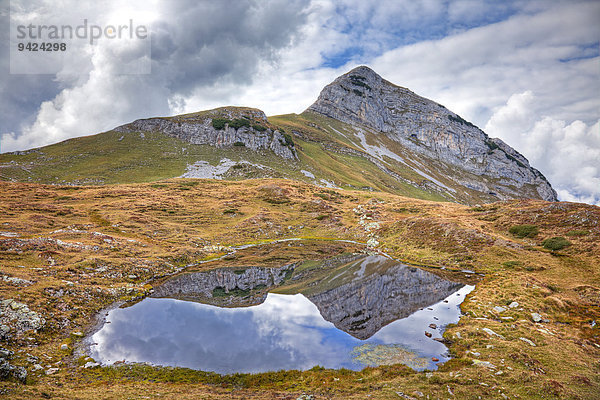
[509,224,539,238]
[502,260,523,269]
[229,118,251,130]
[566,230,589,237]
[211,118,229,130]
[542,236,571,251]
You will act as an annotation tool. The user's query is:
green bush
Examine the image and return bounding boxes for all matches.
[233,141,245,147]
[566,229,589,236]
[211,118,229,130]
[229,118,250,130]
[502,260,522,268]
[509,224,539,238]
[280,133,294,147]
[251,124,267,132]
[542,236,571,251]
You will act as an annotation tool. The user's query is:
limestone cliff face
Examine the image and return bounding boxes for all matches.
[307,66,557,202]
[116,107,296,160]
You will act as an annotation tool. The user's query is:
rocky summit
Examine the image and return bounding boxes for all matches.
[0,66,556,205]
[308,66,557,202]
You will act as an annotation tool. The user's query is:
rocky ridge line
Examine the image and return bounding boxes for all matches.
[307,66,557,202]
[116,108,296,160]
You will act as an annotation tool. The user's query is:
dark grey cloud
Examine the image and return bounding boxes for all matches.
[0,1,60,138]
[0,0,310,151]
[150,0,309,93]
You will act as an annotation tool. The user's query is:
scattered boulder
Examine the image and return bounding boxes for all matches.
[472,360,496,369]
[0,347,27,383]
[83,361,100,369]
[519,337,536,347]
[482,327,505,339]
[531,312,548,323]
[1,276,33,286]
[0,299,45,340]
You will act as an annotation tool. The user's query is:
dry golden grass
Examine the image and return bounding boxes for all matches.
[0,179,599,399]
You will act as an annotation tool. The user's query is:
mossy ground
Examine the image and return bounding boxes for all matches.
[0,180,598,399]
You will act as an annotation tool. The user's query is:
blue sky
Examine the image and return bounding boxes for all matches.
[1,0,599,204]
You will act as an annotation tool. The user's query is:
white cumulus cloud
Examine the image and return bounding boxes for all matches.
[485,91,600,205]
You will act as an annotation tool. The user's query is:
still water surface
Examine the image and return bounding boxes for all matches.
[90,255,473,373]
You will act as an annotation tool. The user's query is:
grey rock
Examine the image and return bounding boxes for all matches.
[0,299,45,340]
[508,301,519,308]
[307,66,557,202]
[493,306,506,313]
[0,348,27,383]
[116,108,296,160]
[519,337,536,346]
[1,276,33,286]
[482,327,505,339]
[0,348,12,359]
[472,360,496,369]
[531,312,543,323]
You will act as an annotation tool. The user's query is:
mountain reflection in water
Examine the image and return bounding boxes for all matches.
[90,255,473,373]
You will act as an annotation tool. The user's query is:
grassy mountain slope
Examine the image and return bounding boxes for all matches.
[0,107,452,202]
[2,105,517,204]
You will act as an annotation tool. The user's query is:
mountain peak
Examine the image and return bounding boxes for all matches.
[344,65,383,79]
[306,66,410,131]
[306,67,557,202]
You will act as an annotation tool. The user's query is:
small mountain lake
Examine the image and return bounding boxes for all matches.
[88,255,474,373]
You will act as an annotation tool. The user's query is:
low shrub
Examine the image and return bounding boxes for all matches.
[211,118,229,130]
[280,133,294,147]
[566,229,589,236]
[509,224,538,238]
[502,260,522,268]
[542,236,571,251]
[233,141,245,147]
[252,124,267,132]
[229,118,250,130]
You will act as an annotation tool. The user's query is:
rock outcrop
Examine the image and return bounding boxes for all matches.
[307,66,557,202]
[0,299,45,341]
[116,107,296,160]
[0,347,27,383]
